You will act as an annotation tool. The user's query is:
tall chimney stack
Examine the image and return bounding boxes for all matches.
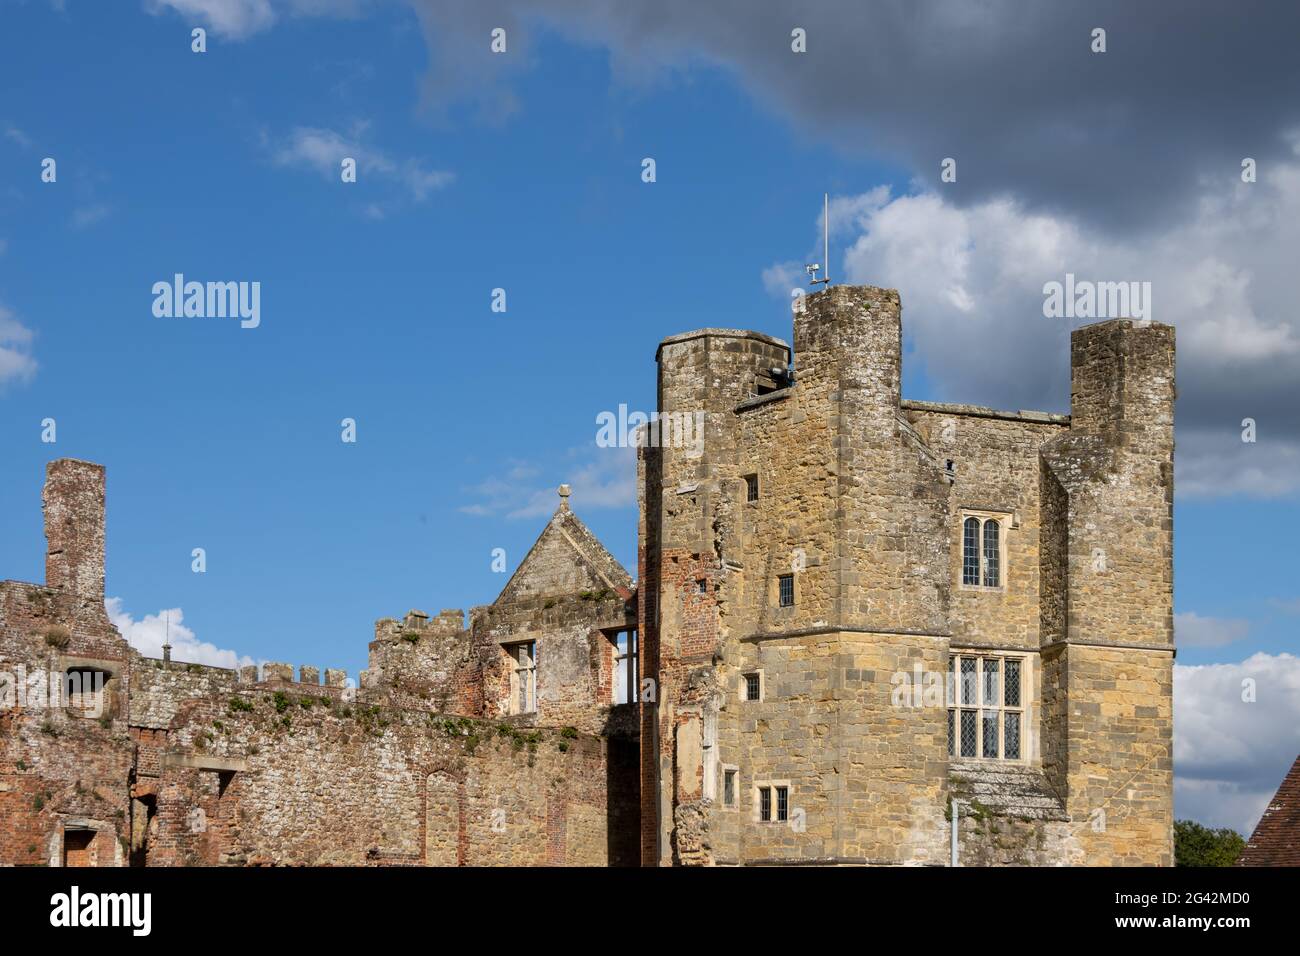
[43,459,106,601]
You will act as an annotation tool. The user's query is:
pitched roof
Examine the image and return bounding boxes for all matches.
[1238,754,1300,866]
[492,503,633,607]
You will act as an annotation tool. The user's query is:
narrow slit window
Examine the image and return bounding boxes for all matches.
[982,710,999,758]
[962,517,980,585]
[758,786,772,822]
[744,474,759,502]
[1004,659,1021,708]
[612,631,638,704]
[982,520,1000,587]
[960,657,977,706]
[778,574,794,607]
[510,641,537,714]
[961,514,1005,589]
[775,786,789,822]
[960,709,977,758]
[982,658,1000,706]
[1005,712,1021,759]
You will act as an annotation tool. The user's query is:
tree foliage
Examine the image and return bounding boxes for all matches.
[1174,819,1245,866]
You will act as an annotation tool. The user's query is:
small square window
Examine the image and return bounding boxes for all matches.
[697,579,708,594]
[743,672,761,701]
[744,474,759,502]
[778,574,794,607]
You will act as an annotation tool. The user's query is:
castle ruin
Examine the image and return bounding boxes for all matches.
[0,285,1175,866]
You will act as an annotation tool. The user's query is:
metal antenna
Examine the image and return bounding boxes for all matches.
[806,192,831,289]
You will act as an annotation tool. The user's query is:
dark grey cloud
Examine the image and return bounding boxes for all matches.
[408,0,1300,231]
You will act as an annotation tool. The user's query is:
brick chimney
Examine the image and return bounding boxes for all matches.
[43,459,106,601]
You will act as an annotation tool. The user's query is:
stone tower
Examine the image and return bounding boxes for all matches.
[640,287,1175,866]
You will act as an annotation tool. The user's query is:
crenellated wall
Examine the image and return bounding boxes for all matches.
[1,458,642,868]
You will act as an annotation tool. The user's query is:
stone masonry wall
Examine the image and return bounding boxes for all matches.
[644,289,1176,867]
[147,686,620,866]
[1,461,136,868]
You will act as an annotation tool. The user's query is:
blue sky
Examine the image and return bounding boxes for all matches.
[1,0,1297,835]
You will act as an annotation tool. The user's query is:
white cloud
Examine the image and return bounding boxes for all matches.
[106,597,254,670]
[4,125,32,149]
[1269,597,1300,615]
[143,0,277,39]
[1175,612,1249,648]
[0,304,38,387]
[144,0,369,38]
[1173,652,1300,835]
[71,203,111,230]
[270,125,453,206]
[760,260,803,300]
[773,139,1300,499]
[1176,428,1300,499]
[461,444,636,519]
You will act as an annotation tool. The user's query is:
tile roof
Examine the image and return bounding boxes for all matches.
[1238,754,1300,866]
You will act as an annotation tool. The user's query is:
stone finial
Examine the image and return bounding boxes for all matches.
[558,484,571,511]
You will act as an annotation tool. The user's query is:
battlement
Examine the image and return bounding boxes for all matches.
[245,662,352,689]
[373,608,467,644]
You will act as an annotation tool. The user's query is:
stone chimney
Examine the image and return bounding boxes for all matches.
[43,459,106,601]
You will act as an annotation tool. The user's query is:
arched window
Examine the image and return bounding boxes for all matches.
[960,513,1005,589]
[982,520,1000,587]
[962,517,980,585]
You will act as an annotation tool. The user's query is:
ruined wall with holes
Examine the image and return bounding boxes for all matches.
[640,286,1175,867]
[0,460,136,868]
[1,456,642,868]
[144,688,622,866]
